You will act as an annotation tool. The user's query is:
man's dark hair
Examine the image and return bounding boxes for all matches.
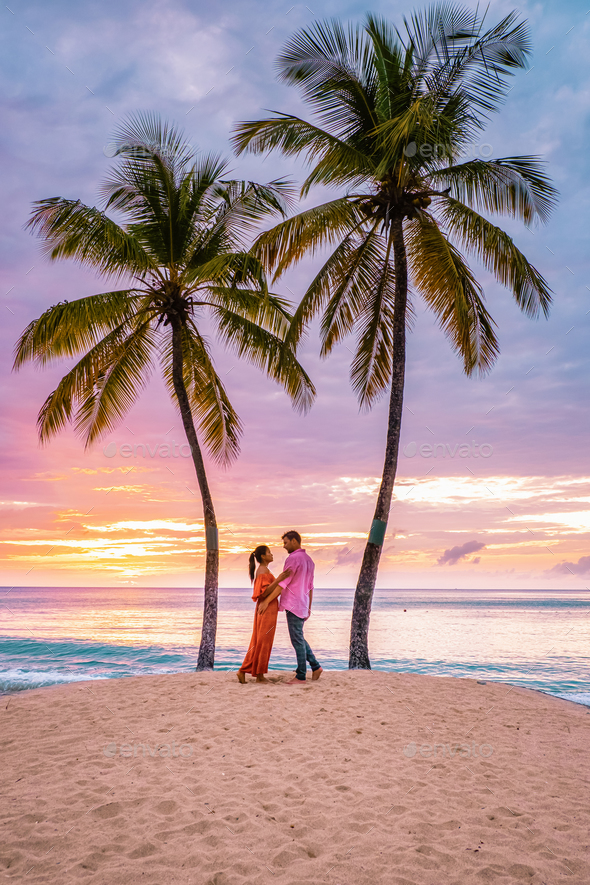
[282,530,301,545]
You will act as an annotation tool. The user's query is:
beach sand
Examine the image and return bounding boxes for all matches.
[1,670,589,884]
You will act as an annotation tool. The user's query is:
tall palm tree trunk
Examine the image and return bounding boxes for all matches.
[349,214,408,668]
[170,315,219,670]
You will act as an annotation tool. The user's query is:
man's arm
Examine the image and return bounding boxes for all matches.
[259,570,289,600]
[261,558,299,614]
[305,562,315,619]
[258,584,281,614]
[277,555,296,591]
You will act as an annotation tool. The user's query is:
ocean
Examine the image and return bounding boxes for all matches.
[1,587,588,706]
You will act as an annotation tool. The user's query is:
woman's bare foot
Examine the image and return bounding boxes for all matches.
[255,675,269,683]
[285,677,307,685]
[237,671,246,684]
[311,667,323,681]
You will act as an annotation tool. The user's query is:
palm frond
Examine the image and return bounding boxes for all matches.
[13,290,145,369]
[401,5,531,115]
[183,251,264,289]
[441,198,552,318]
[318,227,386,355]
[205,285,292,339]
[446,11,532,114]
[252,197,365,278]
[276,18,379,138]
[205,178,295,246]
[161,325,243,465]
[430,156,558,224]
[400,3,478,67]
[112,111,194,174]
[26,199,156,278]
[73,321,157,445]
[36,319,155,444]
[232,115,375,194]
[349,236,396,407]
[211,308,316,414]
[365,14,415,124]
[405,212,499,375]
[284,230,375,350]
[370,96,439,177]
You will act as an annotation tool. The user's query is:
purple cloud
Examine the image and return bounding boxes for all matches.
[335,545,363,565]
[548,555,590,576]
[437,540,485,566]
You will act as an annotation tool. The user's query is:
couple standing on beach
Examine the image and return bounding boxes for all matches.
[237,531,323,685]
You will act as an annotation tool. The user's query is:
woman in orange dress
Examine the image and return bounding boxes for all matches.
[237,545,290,684]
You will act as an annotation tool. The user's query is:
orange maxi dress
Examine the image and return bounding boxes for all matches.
[238,572,278,676]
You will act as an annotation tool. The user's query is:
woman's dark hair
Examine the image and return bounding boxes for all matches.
[249,545,269,582]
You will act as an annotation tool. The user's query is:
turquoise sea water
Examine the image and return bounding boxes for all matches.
[1,587,588,705]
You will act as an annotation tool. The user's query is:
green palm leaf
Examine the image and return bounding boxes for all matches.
[73,321,157,445]
[161,325,243,465]
[349,239,397,407]
[430,156,558,224]
[205,285,292,338]
[232,115,375,196]
[211,307,315,414]
[440,198,552,318]
[233,4,556,669]
[36,316,155,444]
[253,197,365,278]
[25,199,157,278]
[18,111,316,670]
[318,227,385,355]
[276,18,379,137]
[405,213,499,374]
[13,290,144,369]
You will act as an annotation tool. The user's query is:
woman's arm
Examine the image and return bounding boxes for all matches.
[258,585,281,614]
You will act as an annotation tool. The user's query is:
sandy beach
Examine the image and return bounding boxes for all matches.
[1,670,589,884]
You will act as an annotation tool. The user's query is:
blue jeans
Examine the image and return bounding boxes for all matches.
[286,610,320,681]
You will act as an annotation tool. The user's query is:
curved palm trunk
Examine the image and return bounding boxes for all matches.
[170,315,219,671]
[349,214,408,669]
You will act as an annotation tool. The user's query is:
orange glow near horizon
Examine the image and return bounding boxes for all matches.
[2,464,590,588]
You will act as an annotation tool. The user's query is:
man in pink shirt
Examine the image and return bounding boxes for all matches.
[278,531,323,685]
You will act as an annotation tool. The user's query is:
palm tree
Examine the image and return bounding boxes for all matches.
[232,6,558,667]
[15,113,315,670]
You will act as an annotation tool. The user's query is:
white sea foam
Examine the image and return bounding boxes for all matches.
[0,669,106,693]
[1,587,589,696]
[549,691,590,708]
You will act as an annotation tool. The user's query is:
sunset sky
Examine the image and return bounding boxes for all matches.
[1,0,589,590]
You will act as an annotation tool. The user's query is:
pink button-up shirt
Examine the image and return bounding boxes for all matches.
[278,548,315,619]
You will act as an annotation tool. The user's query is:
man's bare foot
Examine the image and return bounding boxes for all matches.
[256,675,269,683]
[237,671,246,684]
[311,667,323,681]
[285,677,307,685]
